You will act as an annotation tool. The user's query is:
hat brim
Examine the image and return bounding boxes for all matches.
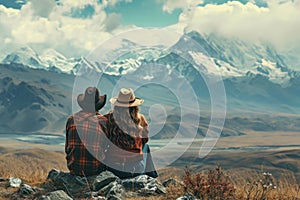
[78,94,107,111]
[96,94,107,110]
[110,97,144,107]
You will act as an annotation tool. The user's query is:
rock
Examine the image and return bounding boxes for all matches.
[47,169,87,185]
[92,180,125,200]
[48,169,86,185]
[93,197,106,200]
[84,191,106,199]
[44,170,166,199]
[19,184,35,195]
[176,193,197,200]
[47,169,89,195]
[162,178,182,187]
[8,177,22,188]
[92,171,119,191]
[0,177,8,182]
[122,175,166,196]
[106,181,124,200]
[140,179,167,195]
[47,169,61,180]
[97,181,118,196]
[39,190,73,200]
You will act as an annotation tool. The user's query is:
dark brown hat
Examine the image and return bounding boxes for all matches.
[77,87,106,112]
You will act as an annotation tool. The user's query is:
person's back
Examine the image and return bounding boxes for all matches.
[65,87,107,177]
[104,88,158,179]
[104,109,147,164]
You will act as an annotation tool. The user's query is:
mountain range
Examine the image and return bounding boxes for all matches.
[1,31,300,135]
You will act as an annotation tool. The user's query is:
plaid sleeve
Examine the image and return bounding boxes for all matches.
[65,113,106,176]
[65,116,75,155]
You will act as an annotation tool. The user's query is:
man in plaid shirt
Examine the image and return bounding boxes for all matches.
[65,87,107,176]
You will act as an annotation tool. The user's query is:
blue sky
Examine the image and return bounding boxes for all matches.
[0,0,299,57]
[0,0,182,27]
[0,0,268,27]
[104,0,182,27]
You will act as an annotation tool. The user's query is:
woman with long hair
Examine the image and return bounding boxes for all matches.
[104,88,157,179]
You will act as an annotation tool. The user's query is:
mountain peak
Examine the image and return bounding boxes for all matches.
[2,46,42,68]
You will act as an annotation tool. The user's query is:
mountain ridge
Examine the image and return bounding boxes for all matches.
[1,31,300,134]
[1,31,299,85]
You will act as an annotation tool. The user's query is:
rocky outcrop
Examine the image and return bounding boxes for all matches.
[4,169,167,200]
[176,193,197,200]
[19,184,35,196]
[162,178,183,187]
[39,190,73,200]
[46,169,166,199]
[8,177,22,188]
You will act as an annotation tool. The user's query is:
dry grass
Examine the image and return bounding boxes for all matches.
[1,147,300,200]
[0,147,68,184]
[127,166,300,200]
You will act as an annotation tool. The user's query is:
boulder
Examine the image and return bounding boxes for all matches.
[92,171,120,191]
[84,191,107,199]
[106,181,124,200]
[8,177,22,188]
[47,169,86,185]
[122,175,166,196]
[0,177,7,182]
[19,184,35,196]
[47,169,89,195]
[92,197,106,200]
[39,190,73,200]
[45,170,166,199]
[176,193,197,200]
[162,178,183,187]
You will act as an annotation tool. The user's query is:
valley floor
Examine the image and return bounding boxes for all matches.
[0,130,300,199]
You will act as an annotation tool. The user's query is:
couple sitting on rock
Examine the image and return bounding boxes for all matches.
[65,87,158,179]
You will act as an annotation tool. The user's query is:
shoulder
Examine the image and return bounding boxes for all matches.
[96,112,110,122]
[103,112,114,121]
[67,115,74,123]
[66,115,75,131]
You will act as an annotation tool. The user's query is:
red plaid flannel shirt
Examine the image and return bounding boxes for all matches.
[65,111,107,176]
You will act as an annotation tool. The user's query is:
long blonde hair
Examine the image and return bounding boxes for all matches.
[107,106,143,149]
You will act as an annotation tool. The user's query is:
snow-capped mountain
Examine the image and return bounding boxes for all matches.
[2,47,79,74]
[165,31,296,85]
[1,31,299,86]
[2,47,43,69]
[2,31,300,134]
[40,49,81,74]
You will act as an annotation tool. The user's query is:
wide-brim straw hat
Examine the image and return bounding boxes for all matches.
[110,88,144,107]
[77,87,107,112]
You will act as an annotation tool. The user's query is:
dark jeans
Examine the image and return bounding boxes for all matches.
[107,144,158,179]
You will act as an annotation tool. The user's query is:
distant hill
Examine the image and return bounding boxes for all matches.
[1,31,300,135]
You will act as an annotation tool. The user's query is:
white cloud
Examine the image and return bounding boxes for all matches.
[169,1,300,50]
[29,0,56,17]
[102,0,133,8]
[0,0,126,57]
[158,0,201,13]
[105,13,121,31]
[59,0,98,8]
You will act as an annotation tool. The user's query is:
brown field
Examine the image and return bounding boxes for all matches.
[0,147,68,184]
[0,130,300,199]
[0,146,300,199]
[215,131,300,148]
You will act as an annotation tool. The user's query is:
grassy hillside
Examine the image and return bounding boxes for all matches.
[0,147,68,184]
[0,147,300,199]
